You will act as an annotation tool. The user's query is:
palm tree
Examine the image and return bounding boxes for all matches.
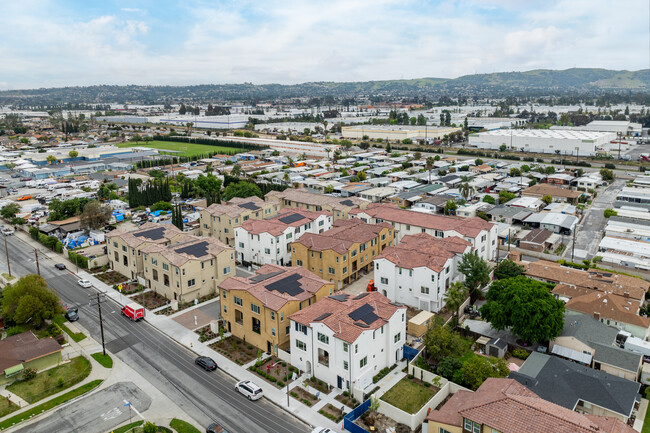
[231,164,241,177]
[283,172,290,184]
[286,156,294,167]
[444,282,469,321]
[426,156,435,184]
[324,147,331,160]
[460,182,472,201]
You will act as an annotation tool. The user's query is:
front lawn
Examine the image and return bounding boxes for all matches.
[91,353,113,368]
[7,356,91,403]
[53,315,87,342]
[249,356,298,388]
[0,398,19,418]
[642,401,650,433]
[116,140,245,157]
[169,418,201,433]
[209,336,257,365]
[380,377,438,414]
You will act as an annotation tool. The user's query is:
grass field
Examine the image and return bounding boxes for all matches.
[169,418,201,433]
[116,140,245,157]
[91,353,113,369]
[380,377,438,414]
[7,356,91,403]
[0,398,19,418]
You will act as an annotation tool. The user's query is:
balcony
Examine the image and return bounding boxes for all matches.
[235,310,244,326]
[318,348,329,367]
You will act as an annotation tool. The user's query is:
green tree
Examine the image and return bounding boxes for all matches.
[413,151,422,160]
[223,181,262,201]
[172,204,183,230]
[2,274,62,327]
[603,208,618,218]
[1,203,20,219]
[132,134,142,144]
[457,356,509,390]
[499,144,507,152]
[46,155,57,164]
[509,167,521,177]
[444,282,469,319]
[541,194,553,205]
[493,259,524,280]
[480,276,565,343]
[194,174,222,199]
[357,171,367,181]
[458,251,490,295]
[482,195,495,205]
[444,200,458,215]
[231,164,242,177]
[600,168,614,181]
[459,183,472,201]
[151,201,173,211]
[423,317,467,363]
[436,357,463,380]
[80,200,112,230]
[426,156,435,184]
[498,190,516,204]
[68,150,78,158]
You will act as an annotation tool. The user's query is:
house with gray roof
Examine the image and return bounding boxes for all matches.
[510,352,641,423]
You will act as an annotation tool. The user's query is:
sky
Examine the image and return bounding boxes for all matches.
[0,0,648,90]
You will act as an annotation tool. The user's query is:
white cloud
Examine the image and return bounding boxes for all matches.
[0,0,646,89]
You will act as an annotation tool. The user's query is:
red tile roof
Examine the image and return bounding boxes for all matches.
[219,265,332,311]
[375,233,471,272]
[203,196,268,217]
[240,208,330,236]
[565,291,650,328]
[292,219,392,254]
[290,291,405,343]
[427,378,636,433]
[351,203,494,238]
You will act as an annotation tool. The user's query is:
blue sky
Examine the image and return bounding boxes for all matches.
[0,0,647,89]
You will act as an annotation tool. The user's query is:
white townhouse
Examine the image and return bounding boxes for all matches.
[235,208,332,266]
[374,233,472,312]
[351,203,497,261]
[289,291,406,393]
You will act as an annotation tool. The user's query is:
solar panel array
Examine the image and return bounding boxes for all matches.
[314,312,333,321]
[265,274,304,296]
[340,199,355,206]
[353,293,369,300]
[329,294,349,302]
[175,240,209,257]
[348,303,379,325]
[278,213,306,224]
[237,202,261,210]
[135,226,166,240]
[250,270,284,283]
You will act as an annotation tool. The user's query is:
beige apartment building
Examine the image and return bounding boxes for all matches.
[141,235,235,303]
[199,196,279,246]
[265,188,369,220]
[219,265,334,355]
[291,219,394,289]
[106,222,185,280]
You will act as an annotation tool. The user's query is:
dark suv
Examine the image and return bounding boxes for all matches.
[65,307,79,322]
[206,423,228,433]
[195,356,217,371]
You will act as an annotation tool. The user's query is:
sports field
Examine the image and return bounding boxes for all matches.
[116,140,245,157]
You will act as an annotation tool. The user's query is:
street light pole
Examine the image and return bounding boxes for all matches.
[3,234,11,277]
[90,292,107,355]
[34,249,40,276]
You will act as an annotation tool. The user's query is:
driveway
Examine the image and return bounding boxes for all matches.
[572,178,624,260]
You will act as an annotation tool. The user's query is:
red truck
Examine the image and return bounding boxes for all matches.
[121,303,145,321]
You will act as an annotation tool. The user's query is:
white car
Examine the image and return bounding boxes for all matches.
[1,227,14,236]
[77,279,92,288]
[234,380,263,401]
[312,428,338,433]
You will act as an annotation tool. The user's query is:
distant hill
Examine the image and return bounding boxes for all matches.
[0,68,647,105]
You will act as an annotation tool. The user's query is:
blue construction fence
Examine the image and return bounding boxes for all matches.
[343,398,371,433]
[403,344,420,362]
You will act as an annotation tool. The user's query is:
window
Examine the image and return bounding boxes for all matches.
[286,233,292,239]
[344,360,348,370]
[317,333,329,344]
[222,290,227,299]
[336,256,339,263]
[360,244,365,252]
[376,263,379,270]
[286,325,290,335]
[234,296,243,306]
[406,225,410,230]
[355,344,358,354]
[343,255,347,262]
[328,267,335,275]
[239,242,244,248]
[439,428,453,433]
[380,277,388,284]
[270,311,276,320]
[409,269,413,277]
[431,274,436,282]
[296,259,303,266]
[151,258,158,266]
[343,342,349,352]
[342,266,348,274]
[295,340,307,351]
[360,357,367,368]
[280,312,284,321]
[295,323,307,334]
[224,228,229,233]
[421,286,429,294]
[113,241,118,248]
[223,305,227,313]
[265,248,271,254]
[319,220,324,226]
[251,303,260,314]
[351,249,357,257]
[381,233,386,241]
[394,332,401,343]
[162,263,169,271]
[464,419,481,433]
[201,262,205,269]
[271,327,276,336]
[223,266,231,274]
[122,245,127,252]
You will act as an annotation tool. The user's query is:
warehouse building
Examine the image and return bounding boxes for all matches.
[341,125,460,141]
[469,129,616,156]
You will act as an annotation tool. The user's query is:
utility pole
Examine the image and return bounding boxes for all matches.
[90,292,107,355]
[571,228,577,262]
[3,234,10,277]
[34,249,40,276]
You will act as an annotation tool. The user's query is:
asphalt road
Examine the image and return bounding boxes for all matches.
[12,382,151,433]
[0,235,309,433]
[572,178,625,260]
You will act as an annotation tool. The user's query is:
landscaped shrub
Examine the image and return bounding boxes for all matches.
[512,348,530,360]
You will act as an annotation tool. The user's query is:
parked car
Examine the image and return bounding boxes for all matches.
[1,227,14,236]
[311,428,338,433]
[195,356,217,371]
[206,423,228,433]
[65,307,79,322]
[10,174,20,178]
[77,279,92,288]
[17,195,32,201]
[234,380,263,401]
[54,263,66,270]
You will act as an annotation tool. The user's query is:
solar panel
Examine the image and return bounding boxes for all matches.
[175,240,209,257]
[250,270,284,283]
[329,294,349,302]
[135,226,166,240]
[265,274,304,296]
[278,213,306,224]
[340,199,354,206]
[238,202,261,210]
[349,303,379,325]
[314,313,332,321]
[354,322,369,328]
[353,293,369,300]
